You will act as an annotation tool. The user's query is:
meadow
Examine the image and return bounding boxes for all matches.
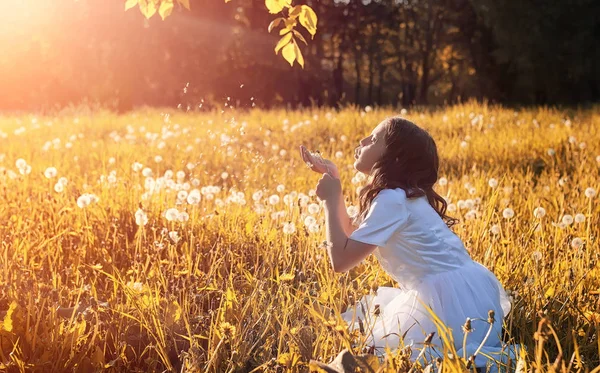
[0,102,598,372]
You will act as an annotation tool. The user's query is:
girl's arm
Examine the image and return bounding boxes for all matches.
[323,193,375,272]
[337,192,354,236]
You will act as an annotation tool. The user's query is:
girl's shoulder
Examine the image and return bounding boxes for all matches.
[375,188,408,203]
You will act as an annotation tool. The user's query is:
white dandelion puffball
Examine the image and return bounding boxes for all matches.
[308,223,320,234]
[221,172,229,180]
[154,155,163,163]
[304,216,316,227]
[187,190,201,205]
[335,151,343,159]
[177,190,188,201]
[252,191,263,202]
[169,231,180,243]
[532,251,542,261]
[19,165,32,175]
[142,167,153,177]
[176,170,186,180]
[77,194,92,208]
[447,203,457,213]
[533,207,546,218]
[347,205,359,218]
[438,177,448,187]
[132,162,143,172]
[308,203,320,215]
[547,148,555,156]
[54,183,64,193]
[502,208,515,219]
[490,224,501,235]
[276,184,285,193]
[596,155,600,164]
[561,214,574,225]
[44,167,57,179]
[268,194,280,205]
[574,213,585,224]
[283,222,296,235]
[460,141,468,149]
[488,178,498,188]
[571,237,583,250]
[135,209,149,226]
[584,187,596,198]
[165,208,180,221]
[178,211,189,222]
[15,158,27,169]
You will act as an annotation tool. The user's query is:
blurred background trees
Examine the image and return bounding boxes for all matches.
[0,0,598,111]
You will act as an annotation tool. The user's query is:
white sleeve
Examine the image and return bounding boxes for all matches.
[349,189,410,247]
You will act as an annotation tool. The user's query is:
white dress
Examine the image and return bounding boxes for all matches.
[341,188,519,370]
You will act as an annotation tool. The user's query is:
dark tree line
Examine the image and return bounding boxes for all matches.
[0,0,598,111]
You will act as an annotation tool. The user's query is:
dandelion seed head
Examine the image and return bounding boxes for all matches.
[438,177,448,186]
[561,214,574,225]
[44,167,57,179]
[584,187,596,198]
[488,178,498,188]
[533,207,546,219]
[574,213,585,223]
[502,208,515,219]
[571,237,583,250]
[165,208,180,221]
[490,224,501,235]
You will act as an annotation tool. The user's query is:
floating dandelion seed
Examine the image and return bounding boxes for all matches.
[502,208,515,219]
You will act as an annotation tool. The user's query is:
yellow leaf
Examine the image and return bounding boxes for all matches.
[125,0,139,11]
[177,0,190,10]
[281,43,295,66]
[268,17,284,33]
[139,0,157,18]
[293,40,304,68]
[299,5,317,37]
[275,32,293,54]
[2,301,17,332]
[265,0,291,14]
[159,0,174,20]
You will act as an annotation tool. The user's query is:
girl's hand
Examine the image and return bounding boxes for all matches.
[299,145,340,179]
[315,172,342,201]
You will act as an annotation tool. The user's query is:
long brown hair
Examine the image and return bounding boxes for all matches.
[357,116,458,228]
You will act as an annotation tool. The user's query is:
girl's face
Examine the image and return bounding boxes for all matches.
[354,121,387,175]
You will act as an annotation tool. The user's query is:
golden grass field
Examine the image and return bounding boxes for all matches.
[0,102,598,372]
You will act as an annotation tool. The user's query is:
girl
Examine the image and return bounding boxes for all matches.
[299,116,517,371]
